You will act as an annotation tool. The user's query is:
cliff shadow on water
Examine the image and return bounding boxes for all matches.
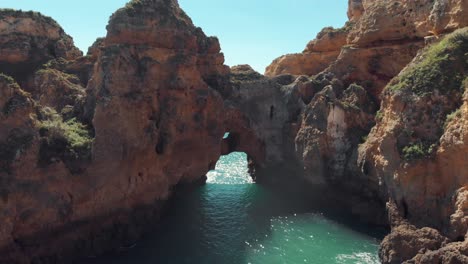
[83,152,387,264]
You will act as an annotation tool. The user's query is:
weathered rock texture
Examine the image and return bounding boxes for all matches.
[266,0,468,99]
[0,0,468,263]
[0,9,82,88]
[0,1,231,262]
[264,26,349,77]
[347,0,468,45]
[265,0,468,262]
[360,28,468,263]
[223,65,303,178]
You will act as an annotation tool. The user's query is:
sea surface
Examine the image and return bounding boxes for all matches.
[87,152,383,264]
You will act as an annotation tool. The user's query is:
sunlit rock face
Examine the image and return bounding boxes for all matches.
[0,0,232,262]
[0,0,467,263]
[266,0,468,100]
[266,1,468,262]
[264,27,348,77]
[360,29,468,263]
[89,0,229,191]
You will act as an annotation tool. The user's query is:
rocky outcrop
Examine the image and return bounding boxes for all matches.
[347,0,468,45]
[292,73,387,223]
[89,0,229,185]
[266,0,468,99]
[379,201,450,264]
[347,0,364,21]
[0,75,38,258]
[266,1,468,262]
[264,26,349,77]
[31,68,85,112]
[224,65,303,178]
[360,28,468,263]
[380,200,468,264]
[408,239,468,264]
[0,0,467,263]
[0,0,231,262]
[0,74,36,177]
[0,9,81,88]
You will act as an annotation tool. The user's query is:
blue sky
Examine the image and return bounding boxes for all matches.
[0,0,348,73]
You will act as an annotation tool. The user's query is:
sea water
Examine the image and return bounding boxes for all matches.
[88,152,382,264]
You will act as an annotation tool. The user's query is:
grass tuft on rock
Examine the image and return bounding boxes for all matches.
[0,73,20,88]
[387,28,468,96]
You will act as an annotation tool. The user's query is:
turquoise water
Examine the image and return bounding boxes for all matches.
[88,152,382,264]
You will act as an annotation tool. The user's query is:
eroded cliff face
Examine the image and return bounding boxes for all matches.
[223,65,304,180]
[264,25,349,77]
[0,1,231,262]
[361,29,468,263]
[266,0,468,99]
[265,0,468,262]
[0,0,467,263]
[348,0,468,45]
[0,9,98,263]
[89,0,229,191]
[0,9,82,89]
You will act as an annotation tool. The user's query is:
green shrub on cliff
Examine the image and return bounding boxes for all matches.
[0,73,19,87]
[388,28,468,95]
[37,108,93,173]
[39,117,92,151]
[401,141,436,161]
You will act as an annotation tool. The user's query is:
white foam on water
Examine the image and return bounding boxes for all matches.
[335,252,380,264]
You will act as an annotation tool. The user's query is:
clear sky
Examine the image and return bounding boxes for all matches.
[0,0,348,73]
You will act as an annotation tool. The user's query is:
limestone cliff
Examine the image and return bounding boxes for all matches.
[264,25,349,77]
[0,0,467,263]
[224,65,303,179]
[265,0,468,262]
[361,29,468,263]
[266,0,468,99]
[0,9,82,88]
[0,1,230,262]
